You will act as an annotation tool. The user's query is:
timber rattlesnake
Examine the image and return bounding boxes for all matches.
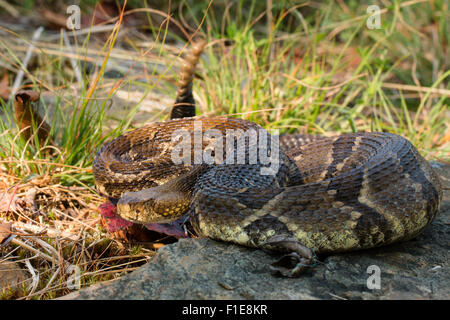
[93,40,442,277]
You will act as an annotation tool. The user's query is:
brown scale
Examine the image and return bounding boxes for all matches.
[93,39,443,278]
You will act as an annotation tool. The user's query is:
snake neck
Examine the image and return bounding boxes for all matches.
[170,39,207,119]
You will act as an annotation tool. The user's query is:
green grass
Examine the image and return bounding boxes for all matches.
[1,0,448,179]
[197,0,449,159]
[0,0,448,299]
[0,22,136,182]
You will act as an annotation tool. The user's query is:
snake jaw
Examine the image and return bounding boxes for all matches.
[98,200,188,238]
[117,187,190,224]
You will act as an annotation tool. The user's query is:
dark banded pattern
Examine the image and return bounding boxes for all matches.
[189,131,441,256]
[93,40,442,277]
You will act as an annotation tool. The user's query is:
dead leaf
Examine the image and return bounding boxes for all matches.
[435,131,450,147]
[0,222,12,243]
[0,192,19,213]
[0,73,10,100]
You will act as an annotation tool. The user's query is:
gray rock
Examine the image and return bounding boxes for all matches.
[0,261,29,295]
[61,162,450,300]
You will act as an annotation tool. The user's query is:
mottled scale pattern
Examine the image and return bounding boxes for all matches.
[93,40,442,269]
[93,117,442,255]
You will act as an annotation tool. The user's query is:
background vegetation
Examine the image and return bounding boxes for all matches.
[0,0,448,299]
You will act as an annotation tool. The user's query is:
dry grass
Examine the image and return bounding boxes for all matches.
[0,0,448,299]
[0,159,161,299]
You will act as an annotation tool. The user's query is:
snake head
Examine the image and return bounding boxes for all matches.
[116,186,190,224]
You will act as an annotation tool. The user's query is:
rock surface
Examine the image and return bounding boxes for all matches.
[61,162,450,300]
[0,261,28,295]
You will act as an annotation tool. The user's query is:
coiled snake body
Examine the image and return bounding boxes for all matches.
[93,41,442,276]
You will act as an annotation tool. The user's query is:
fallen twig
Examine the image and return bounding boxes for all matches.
[0,217,80,242]
[381,82,450,96]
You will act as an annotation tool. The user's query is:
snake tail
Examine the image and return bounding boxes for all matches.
[170,39,207,119]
